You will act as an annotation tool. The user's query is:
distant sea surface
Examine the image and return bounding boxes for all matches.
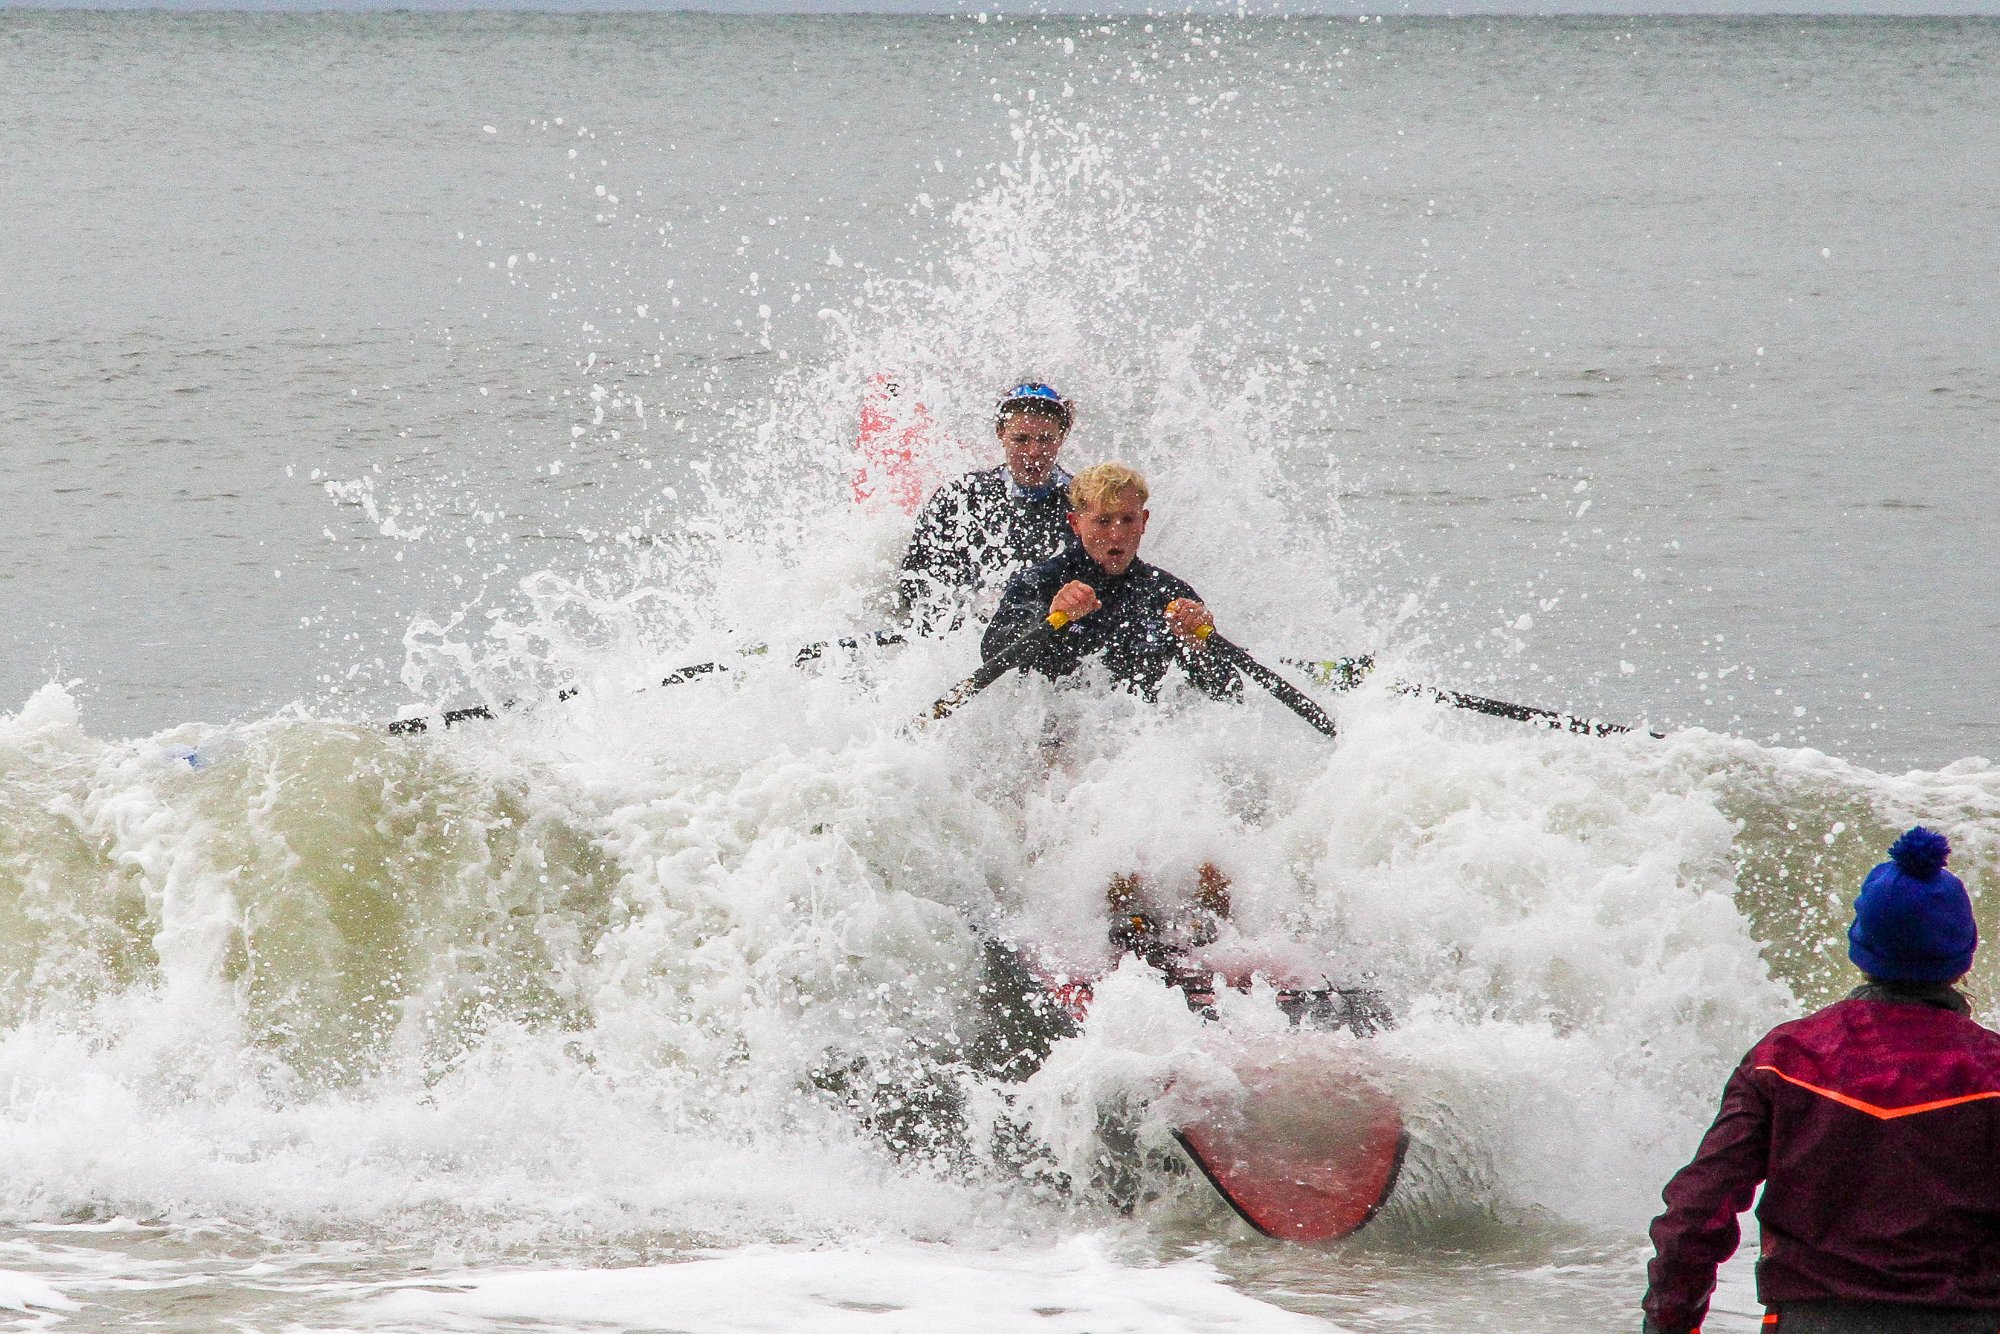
[0,13,1996,1333]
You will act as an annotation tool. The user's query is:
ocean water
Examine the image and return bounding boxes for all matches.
[1,12,1997,1331]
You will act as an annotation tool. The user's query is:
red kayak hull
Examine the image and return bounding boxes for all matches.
[1173,1057,1406,1242]
[1033,956,1405,1242]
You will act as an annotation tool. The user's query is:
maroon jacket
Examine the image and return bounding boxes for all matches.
[1643,985,2000,1334]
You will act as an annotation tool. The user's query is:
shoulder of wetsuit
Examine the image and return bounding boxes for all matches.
[921,467,1004,512]
[967,464,1010,494]
[998,551,1071,607]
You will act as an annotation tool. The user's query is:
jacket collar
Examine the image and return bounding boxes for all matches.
[1848,979,1972,1016]
[1002,464,1072,503]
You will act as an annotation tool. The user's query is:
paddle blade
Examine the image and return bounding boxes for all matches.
[1175,1060,1405,1242]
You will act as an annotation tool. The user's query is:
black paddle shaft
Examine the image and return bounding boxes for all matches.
[1203,633,1341,740]
[388,629,908,734]
[920,615,1066,725]
[1249,653,1653,740]
[1393,681,1657,738]
[660,628,908,683]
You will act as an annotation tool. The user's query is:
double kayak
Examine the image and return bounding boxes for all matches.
[858,379,1406,1239]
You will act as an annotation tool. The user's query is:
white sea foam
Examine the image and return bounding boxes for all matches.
[0,1270,76,1319]
[349,1238,1339,1334]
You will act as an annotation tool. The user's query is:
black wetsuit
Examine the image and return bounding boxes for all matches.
[982,547,1241,702]
[898,465,1075,629]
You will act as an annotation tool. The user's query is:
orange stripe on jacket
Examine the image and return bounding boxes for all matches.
[1756,1065,2000,1120]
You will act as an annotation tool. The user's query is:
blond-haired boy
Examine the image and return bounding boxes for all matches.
[980,461,1238,702]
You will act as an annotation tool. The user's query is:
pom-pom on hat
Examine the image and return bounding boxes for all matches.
[1848,827,1977,984]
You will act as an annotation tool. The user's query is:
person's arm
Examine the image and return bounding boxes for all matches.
[983,568,1092,681]
[1181,639,1242,701]
[899,482,975,626]
[1641,1062,1772,1334]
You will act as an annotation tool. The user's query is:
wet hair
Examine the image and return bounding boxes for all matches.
[1070,461,1148,511]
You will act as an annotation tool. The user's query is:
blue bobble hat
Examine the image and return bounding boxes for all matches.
[995,382,1073,431]
[1848,827,1977,983]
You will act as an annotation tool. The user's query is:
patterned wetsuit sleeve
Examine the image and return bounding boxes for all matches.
[1641,1060,1771,1334]
[899,481,974,621]
[984,564,1085,679]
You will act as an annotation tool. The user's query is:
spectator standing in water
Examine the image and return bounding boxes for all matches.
[1642,827,2000,1334]
[898,382,1080,631]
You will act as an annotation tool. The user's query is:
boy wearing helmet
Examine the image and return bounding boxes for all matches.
[898,383,1080,631]
[1643,827,2000,1334]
